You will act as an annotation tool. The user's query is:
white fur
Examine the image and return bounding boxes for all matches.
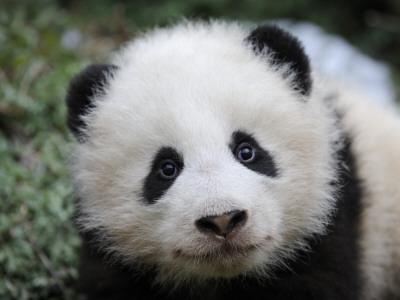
[333,88,400,299]
[71,21,400,296]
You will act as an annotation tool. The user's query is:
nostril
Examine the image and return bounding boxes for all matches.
[229,210,247,229]
[196,217,221,235]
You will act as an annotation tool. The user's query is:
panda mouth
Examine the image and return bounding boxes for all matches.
[173,242,261,263]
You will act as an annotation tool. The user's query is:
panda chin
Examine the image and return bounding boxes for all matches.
[170,239,268,276]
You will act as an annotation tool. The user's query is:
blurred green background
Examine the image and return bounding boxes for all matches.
[1,0,399,298]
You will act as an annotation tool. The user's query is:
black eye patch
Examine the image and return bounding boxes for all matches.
[143,147,184,204]
[230,131,278,177]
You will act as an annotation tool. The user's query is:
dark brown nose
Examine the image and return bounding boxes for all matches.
[195,210,247,238]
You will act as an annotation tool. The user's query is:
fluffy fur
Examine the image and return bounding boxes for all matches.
[66,21,400,299]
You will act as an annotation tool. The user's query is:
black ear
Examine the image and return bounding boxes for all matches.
[66,64,118,142]
[246,25,312,96]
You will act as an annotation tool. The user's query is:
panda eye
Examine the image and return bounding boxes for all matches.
[236,143,255,163]
[160,161,178,179]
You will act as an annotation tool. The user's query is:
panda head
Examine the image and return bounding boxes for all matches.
[67,21,339,285]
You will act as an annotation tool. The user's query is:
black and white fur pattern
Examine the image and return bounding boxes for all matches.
[66,21,400,300]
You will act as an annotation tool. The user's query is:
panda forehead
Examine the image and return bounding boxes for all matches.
[92,66,306,166]
[111,24,291,104]
[139,105,233,159]
[101,53,297,141]
[89,22,314,164]
[96,23,307,139]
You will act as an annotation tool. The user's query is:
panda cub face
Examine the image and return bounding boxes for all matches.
[68,22,339,284]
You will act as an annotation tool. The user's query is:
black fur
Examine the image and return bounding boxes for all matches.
[230,131,278,177]
[66,63,118,142]
[77,134,362,300]
[143,147,184,204]
[246,25,312,96]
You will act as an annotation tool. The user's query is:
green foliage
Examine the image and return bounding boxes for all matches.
[0,0,85,298]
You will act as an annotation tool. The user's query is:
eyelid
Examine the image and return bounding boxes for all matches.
[159,158,177,168]
[236,141,252,149]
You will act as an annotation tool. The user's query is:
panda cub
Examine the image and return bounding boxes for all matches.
[66,21,400,300]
